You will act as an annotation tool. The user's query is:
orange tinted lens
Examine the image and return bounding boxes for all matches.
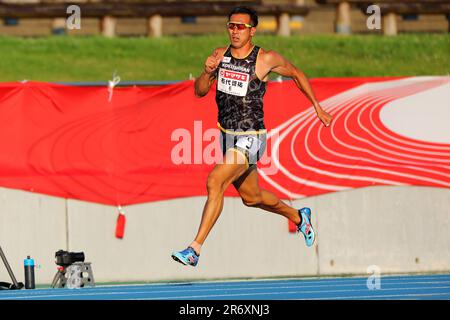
[227,23,247,30]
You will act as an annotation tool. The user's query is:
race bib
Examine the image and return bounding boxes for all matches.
[235,136,262,156]
[217,68,250,97]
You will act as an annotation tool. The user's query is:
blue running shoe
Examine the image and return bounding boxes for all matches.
[298,207,315,247]
[171,247,199,267]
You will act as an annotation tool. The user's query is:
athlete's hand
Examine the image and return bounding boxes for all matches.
[204,51,222,75]
[315,105,332,127]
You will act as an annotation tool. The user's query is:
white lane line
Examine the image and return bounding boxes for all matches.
[6,285,450,300]
[307,292,450,300]
[2,276,449,299]
[133,285,450,300]
[9,280,450,296]
[2,275,450,296]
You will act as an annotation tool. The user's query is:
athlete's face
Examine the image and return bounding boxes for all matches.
[227,13,256,49]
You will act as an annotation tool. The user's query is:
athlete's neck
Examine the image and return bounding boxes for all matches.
[230,41,254,59]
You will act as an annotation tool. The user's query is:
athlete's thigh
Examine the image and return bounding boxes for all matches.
[233,166,262,199]
[209,149,249,186]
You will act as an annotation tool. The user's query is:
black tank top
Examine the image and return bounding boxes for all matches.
[215,45,267,132]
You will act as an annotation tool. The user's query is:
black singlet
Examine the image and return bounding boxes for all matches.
[215,45,267,132]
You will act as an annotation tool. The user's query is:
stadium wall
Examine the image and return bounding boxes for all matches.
[1,185,449,285]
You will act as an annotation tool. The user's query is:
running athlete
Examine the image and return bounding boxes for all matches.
[172,6,332,266]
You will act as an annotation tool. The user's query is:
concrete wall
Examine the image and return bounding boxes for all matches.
[0,188,67,285]
[0,185,449,285]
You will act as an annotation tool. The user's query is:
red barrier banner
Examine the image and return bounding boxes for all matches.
[0,77,448,206]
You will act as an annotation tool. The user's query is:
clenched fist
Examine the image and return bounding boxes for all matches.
[204,50,223,75]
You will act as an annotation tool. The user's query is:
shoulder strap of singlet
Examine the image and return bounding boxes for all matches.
[223,45,231,56]
[224,45,261,60]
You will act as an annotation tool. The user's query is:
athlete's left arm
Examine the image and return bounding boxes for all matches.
[265,51,332,127]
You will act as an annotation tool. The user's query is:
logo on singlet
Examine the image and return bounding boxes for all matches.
[217,68,250,97]
[221,63,250,73]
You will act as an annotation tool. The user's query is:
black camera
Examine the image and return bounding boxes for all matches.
[55,250,85,267]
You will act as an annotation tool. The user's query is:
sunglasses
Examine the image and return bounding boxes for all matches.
[227,22,253,30]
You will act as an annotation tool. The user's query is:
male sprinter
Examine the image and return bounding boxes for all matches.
[172,6,332,266]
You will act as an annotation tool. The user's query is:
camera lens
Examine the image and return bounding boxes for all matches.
[70,252,85,263]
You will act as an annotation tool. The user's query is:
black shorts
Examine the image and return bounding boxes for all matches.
[219,130,267,166]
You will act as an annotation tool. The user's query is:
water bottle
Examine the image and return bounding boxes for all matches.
[24,255,35,289]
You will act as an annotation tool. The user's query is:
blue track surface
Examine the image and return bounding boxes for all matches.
[1,274,449,300]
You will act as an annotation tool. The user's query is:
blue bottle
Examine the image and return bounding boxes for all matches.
[24,256,35,289]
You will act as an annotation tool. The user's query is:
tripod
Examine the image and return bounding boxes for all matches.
[51,266,67,288]
[51,262,95,288]
[0,245,23,290]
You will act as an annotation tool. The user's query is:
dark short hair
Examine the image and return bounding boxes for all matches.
[228,6,258,27]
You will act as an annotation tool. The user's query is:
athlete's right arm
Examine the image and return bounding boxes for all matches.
[194,48,224,97]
